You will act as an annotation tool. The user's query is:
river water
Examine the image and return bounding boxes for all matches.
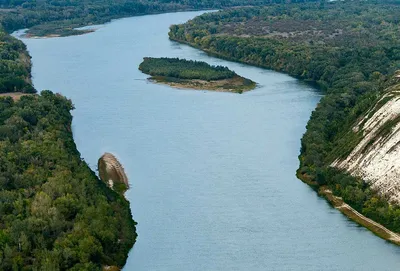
[17,11,400,271]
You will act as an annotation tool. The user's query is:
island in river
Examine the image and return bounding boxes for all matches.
[139,57,256,93]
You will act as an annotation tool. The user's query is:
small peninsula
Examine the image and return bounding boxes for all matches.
[139,57,256,93]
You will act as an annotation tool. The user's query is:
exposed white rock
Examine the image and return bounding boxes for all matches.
[108,179,114,189]
[332,91,400,203]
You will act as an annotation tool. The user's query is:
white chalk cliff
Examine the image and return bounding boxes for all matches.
[332,74,400,203]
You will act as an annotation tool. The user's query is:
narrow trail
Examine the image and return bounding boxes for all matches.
[322,188,400,244]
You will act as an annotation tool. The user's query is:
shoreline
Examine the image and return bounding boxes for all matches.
[14,9,218,39]
[319,186,400,245]
[297,171,400,245]
[171,35,400,246]
[168,37,323,91]
[148,76,255,93]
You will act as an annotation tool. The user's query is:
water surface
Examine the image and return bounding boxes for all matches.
[18,11,400,271]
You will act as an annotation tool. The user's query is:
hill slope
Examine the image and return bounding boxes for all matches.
[332,74,400,204]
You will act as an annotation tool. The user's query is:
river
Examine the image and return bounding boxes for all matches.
[16,10,400,271]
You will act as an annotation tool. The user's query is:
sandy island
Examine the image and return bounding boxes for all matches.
[149,75,256,93]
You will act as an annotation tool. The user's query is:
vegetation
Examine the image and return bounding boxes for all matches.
[0,0,318,94]
[140,57,236,80]
[0,92,137,270]
[0,0,317,268]
[0,31,34,93]
[0,0,319,37]
[139,57,255,92]
[169,1,400,235]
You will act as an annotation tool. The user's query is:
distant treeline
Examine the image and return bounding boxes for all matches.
[0,0,319,93]
[0,0,320,36]
[139,57,236,81]
[169,1,400,233]
[0,92,137,270]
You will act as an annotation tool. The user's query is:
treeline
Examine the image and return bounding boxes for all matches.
[0,31,34,93]
[0,92,137,270]
[169,1,400,232]
[322,164,400,234]
[139,57,236,80]
[0,0,320,36]
[0,0,320,94]
[0,0,319,269]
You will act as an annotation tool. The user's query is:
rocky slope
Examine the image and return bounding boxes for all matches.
[332,73,400,203]
[98,153,129,192]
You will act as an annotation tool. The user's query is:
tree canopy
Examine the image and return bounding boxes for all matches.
[0,92,137,270]
[0,0,320,36]
[139,57,236,81]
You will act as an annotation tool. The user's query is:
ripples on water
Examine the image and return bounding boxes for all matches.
[18,11,400,271]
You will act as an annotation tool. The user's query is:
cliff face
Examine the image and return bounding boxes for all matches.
[332,74,400,203]
[98,153,129,190]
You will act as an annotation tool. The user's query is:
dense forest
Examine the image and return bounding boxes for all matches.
[1,0,399,268]
[0,0,319,269]
[169,1,400,233]
[0,0,319,37]
[0,92,137,270]
[0,0,319,93]
[139,57,236,80]
[0,32,34,94]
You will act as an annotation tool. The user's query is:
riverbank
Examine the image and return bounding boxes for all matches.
[296,171,400,245]
[149,75,255,93]
[319,187,400,246]
[139,57,255,93]
[0,92,137,269]
[22,10,400,269]
[167,3,400,246]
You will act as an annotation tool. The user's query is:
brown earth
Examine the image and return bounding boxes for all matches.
[0,92,33,101]
[149,75,255,93]
[98,153,129,190]
[319,186,400,245]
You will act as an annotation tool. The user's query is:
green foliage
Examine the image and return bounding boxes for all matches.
[168,1,400,232]
[321,168,400,233]
[0,92,137,270]
[168,0,400,174]
[0,30,34,93]
[0,0,320,36]
[139,57,236,81]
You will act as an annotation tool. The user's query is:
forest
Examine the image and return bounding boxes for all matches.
[0,0,319,269]
[0,0,319,37]
[0,32,34,94]
[1,0,400,268]
[139,57,236,81]
[0,92,137,270]
[169,1,400,233]
[0,0,319,93]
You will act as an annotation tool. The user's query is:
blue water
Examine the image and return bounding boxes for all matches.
[17,11,400,271]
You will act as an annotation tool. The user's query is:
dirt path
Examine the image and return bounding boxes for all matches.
[321,187,400,245]
[0,92,32,101]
